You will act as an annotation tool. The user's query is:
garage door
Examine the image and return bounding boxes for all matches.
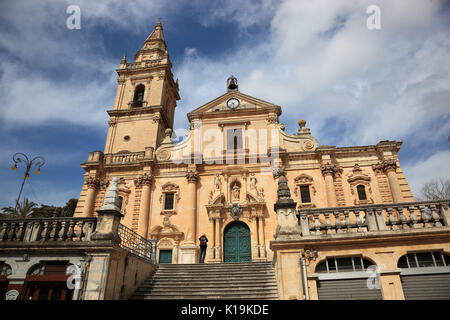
[315,256,382,300]
[398,251,450,300]
[317,278,382,300]
[401,273,450,300]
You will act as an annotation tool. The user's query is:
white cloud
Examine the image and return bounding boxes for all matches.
[403,150,450,198]
[173,0,450,150]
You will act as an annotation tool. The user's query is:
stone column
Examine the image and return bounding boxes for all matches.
[383,160,403,203]
[320,164,338,208]
[257,213,266,259]
[136,173,152,238]
[185,169,199,242]
[179,169,199,264]
[250,208,259,260]
[82,177,99,217]
[214,217,221,262]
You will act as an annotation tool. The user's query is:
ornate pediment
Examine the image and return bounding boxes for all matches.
[187,91,281,121]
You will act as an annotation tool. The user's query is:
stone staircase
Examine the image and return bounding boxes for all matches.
[130,262,279,300]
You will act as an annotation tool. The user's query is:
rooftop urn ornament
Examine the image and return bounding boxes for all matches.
[227,75,238,92]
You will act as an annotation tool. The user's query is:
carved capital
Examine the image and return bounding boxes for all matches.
[382,159,397,173]
[86,177,99,190]
[185,170,199,184]
[134,173,153,188]
[373,160,397,174]
[320,164,335,177]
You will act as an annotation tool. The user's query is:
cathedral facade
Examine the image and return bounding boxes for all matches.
[74,22,415,266]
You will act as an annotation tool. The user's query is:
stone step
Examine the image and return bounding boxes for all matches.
[152,271,276,277]
[130,262,279,300]
[131,292,279,300]
[139,283,278,291]
[144,279,276,286]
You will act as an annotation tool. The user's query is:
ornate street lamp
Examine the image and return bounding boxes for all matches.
[11,153,45,212]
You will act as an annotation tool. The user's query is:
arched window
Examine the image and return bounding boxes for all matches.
[0,262,12,300]
[315,256,373,273]
[398,251,450,268]
[24,261,74,300]
[397,251,450,299]
[132,84,145,108]
[315,256,382,300]
[357,185,367,201]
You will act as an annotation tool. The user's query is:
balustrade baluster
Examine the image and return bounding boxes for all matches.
[408,206,418,228]
[314,214,321,235]
[335,211,343,234]
[76,221,86,241]
[57,221,67,241]
[344,210,351,233]
[387,207,397,230]
[356,210,364,232]
[325,212,333,234]
[0,222,8,241]
[430,205,442,227]
[15,222,25,241]
[419,205,431,228]
[398,206,409,229]
[7,222,17,241]
[41,221,50,241]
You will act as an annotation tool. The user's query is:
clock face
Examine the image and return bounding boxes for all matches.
[227,98,240,109]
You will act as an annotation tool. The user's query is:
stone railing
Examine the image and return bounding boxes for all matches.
[118,224,157,264]
[126,59,162,70]
[104,151,145,165]
[298,200,450,236]
[0,217,97,242]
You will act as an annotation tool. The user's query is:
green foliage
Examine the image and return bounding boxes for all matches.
[0,198,78,219]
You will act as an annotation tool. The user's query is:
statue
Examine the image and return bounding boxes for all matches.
[250,177,257,190]
[232,184,240,201]
[214,174,221,190]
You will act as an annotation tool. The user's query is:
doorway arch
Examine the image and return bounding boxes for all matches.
[223,221,251,263]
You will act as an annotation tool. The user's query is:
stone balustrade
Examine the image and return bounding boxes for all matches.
[0,217,97,242]
[104,151,145,165]
[126,59,162,70]
[298,200,450,236]
[0,216,157,263]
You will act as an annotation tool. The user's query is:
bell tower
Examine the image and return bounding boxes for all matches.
[104,22,180,154]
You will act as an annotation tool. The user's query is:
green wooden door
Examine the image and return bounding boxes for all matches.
[223,221,251,263]
[159,250,172,264]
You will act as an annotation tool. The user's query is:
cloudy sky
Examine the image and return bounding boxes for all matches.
[0,0,449,208]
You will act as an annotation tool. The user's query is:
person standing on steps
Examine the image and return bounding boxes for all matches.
[199,234,208,263]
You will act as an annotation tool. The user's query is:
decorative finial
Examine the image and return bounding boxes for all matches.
[100,177,121,212]
[227,75,238,92]
[298,119,306,128]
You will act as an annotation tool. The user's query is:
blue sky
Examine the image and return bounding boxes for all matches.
[0,0,449,208]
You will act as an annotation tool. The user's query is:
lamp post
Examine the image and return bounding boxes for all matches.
[11,153,45,213]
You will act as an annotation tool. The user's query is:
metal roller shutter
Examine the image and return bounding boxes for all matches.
[401,273,450,300]
[317,278,382,300]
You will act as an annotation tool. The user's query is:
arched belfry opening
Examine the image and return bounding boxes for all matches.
[227,75,238,92]
[132,84,145,107]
